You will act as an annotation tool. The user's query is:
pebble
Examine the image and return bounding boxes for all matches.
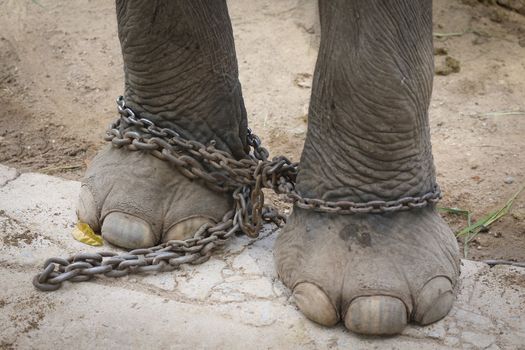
[504,176,514,184]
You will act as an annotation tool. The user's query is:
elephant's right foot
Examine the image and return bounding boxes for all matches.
[77,145,233,249]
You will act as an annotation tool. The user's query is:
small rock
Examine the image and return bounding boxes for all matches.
[435,56,460,76]
[434,47,448,56]
[497,0,525,16]
[511,209,525,221]
[504,176,514,184]
[472,31,490,45]
[294,73,312,89]
[489,9,505,23]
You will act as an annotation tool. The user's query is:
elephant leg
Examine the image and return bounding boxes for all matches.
[275,0,460,335]
[77,0,247,248]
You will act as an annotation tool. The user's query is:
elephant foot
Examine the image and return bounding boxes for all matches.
[274,206,460,335]
[77,145,232,249]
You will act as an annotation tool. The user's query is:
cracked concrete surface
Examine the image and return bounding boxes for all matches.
[0,164,524,350]
[0,165,19,188]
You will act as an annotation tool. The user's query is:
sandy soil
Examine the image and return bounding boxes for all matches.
[0,0,524,261]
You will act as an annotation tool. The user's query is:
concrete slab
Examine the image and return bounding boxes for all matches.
[1,164,524,350]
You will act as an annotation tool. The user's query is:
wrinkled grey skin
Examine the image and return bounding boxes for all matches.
[77,0,460,336]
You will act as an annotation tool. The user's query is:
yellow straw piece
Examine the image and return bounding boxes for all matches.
[71,222,103,246]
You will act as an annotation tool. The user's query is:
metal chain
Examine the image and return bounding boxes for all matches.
[33,96,442,291]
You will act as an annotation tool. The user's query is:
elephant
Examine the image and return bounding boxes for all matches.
[76,0,460,336]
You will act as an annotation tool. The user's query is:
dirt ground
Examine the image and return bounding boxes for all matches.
[0,0,524,262]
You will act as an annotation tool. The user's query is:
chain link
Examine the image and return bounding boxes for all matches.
[33,96,442,291]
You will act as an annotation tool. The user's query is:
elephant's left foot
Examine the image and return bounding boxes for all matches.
[274,206,460,335]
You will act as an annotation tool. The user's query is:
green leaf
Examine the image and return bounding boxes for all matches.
[457,185,524,239]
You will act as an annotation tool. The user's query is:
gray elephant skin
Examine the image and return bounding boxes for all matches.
[76,0,460,336]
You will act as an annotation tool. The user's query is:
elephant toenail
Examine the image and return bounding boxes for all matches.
[344,296,408,335]
[163,216,215,242]
[293,283,339,326]
[413,277,454,325]
[102,212,156,249]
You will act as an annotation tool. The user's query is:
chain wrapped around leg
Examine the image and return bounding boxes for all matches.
[32,96,442,291]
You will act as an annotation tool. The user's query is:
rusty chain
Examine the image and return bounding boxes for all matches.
[33,96,442,291]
